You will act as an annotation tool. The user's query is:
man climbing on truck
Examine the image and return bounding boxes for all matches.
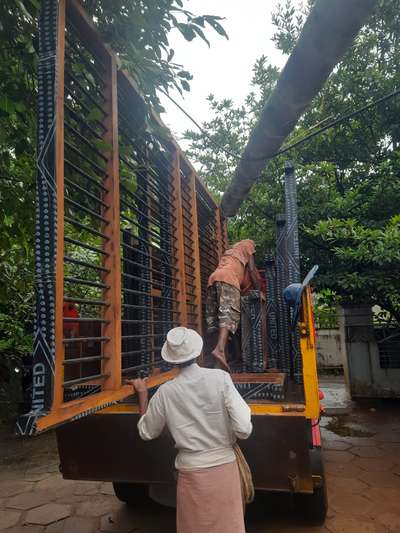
[206,239,261,371]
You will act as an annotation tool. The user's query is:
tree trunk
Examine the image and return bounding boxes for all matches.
[220,0,377,217]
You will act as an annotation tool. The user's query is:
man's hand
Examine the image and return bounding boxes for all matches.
[125,378,147,392]
[125,378,149,415]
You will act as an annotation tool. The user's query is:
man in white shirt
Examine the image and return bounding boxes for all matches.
[128,327,252,533]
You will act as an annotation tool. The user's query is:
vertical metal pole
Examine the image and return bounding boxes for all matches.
[284,160,302,383]
[264,251,278,369]
[159,160,173,365]
[275,214,291,374]
[285,160,300,284]
[171,150,188,326]
[220,212,229,254]
[52,0,66,407]
[17,0,59,436]
[137,154,152,372]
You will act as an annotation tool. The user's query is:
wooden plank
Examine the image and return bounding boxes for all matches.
[188,171,203,334]
[101,56,122,391]
[52,0,66,410]
[181,154,217,208]
[36,369,179,432]
[171,151,187,326]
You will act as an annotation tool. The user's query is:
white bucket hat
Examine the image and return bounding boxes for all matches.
[161,327,203,364]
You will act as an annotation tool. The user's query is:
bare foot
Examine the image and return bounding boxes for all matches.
[211,348,230,372]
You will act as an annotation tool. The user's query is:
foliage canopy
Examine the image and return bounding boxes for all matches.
[185,0,400,321]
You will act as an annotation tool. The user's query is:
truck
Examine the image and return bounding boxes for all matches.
[18,0,327,525]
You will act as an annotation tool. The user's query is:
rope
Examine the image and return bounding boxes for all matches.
[233,443,255,505]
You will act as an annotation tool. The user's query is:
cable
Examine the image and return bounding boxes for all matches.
[160,87,400,163]
[272,88,400,160]
[159,88,242,160]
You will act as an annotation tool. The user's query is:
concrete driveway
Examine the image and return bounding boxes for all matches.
[1,380,399,533]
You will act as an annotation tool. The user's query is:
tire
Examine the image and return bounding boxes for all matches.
[112,482,149,505]
[296,447,328,525]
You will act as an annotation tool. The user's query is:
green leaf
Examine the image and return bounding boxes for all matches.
[177,70,193,80]
[205,17,229,39]
[176,23,196,41]
[87,108,103,122]
[181,80,190,91]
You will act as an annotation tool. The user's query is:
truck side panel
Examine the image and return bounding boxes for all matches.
[57,412,313,493]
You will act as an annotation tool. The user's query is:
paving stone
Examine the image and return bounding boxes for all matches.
[0,470,25,484]
[0,481,34,498]
[100,507,136,533]
[44,521,64,533]
[327,476,369,495]
[323,439,352,451]
[100,484,114,496]
[6,491,53,510]
[73,482,100,496]
[54,494,89,505]
[376,512,400,531]
[351,446,386,458]
[326,516,386,533]
[324,461,362,478]
[51,486,78,501]
[375,432,400,443]
[340,437,380,447]
[25,464,59,477]
[24,472,53,483]
[62,516,97,533]
[365,487,400,508]
[392,466,400,478]
[25,504,71,526]
[3,526,44,533]
[330,492,374,518]
[0,509,21,530]
[353,457,395,472]
[377,442,400,456]
[36,476,74,492]
[76,496,120,518]
[323,450,354,463]
[25,463,51,471]
[358,470,400,489]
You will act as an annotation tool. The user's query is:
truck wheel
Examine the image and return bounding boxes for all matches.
[112,482,149,505]
[296,447,328,525]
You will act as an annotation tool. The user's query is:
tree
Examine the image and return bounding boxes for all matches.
[0,0,227,417]
[185,0,400,320]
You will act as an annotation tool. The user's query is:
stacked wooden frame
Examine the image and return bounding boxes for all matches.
[18,0,226,435]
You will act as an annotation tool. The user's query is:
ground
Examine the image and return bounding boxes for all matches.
[1,378,400,533]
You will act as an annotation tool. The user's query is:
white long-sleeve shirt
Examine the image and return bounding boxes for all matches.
[137,363,252,470]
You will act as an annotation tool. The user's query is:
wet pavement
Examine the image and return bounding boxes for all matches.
[1,378,400,532]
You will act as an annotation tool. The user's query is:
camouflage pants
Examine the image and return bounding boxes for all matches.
[206,282,241,334]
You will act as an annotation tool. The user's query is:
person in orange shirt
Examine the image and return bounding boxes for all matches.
[63,302,80,338]
[206,239,260,370]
